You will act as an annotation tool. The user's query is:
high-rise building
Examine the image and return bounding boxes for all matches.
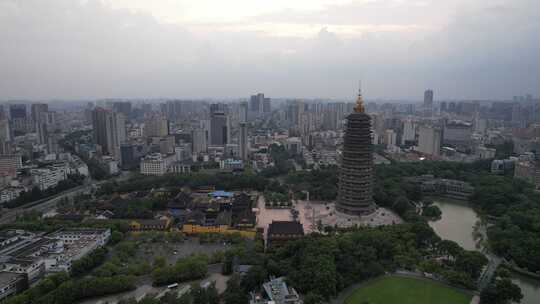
[37,111,56,146]
[9,104,26,120]
[0,119,12,154]
[192,128,207,154]
[0,154,22,178]
[250,93,263,114]
[336,87,376,216]
[263,97,271,113]
[401,118,416,145]
[239,101,248,123]
[424,89,434,117]
[31,103,48,132]
[144,115,169,137]
[92,107,125,157]
[9,104,27,133]
[239,123,248,160]
[417,125,441,157]
[210,106,229,146]
[113,101,132,117]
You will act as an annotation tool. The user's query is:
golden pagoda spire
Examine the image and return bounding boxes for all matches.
[354,80,365,113]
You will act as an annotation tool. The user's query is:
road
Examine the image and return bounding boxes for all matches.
[0,172,132,225]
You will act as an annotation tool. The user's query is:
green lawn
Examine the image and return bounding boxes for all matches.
[344,276,472,304]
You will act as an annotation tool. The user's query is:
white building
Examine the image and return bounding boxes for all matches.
[0,187,25,203]
[285,137,302,155]
[476,146,496,159]
[417,125,441,157]
[192,128,207,155]
[31,166,68,191]
[140,153,173,176]
[402,118,416,144]
[44,228,110,272]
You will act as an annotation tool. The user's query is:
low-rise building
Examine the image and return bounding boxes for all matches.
[250,276,302,304]
[0,187,25,204]
[31,165,68,190]
[267,221,304,248]
[129,218,172,231]
[140,153,174,176]
[0,272,27,301]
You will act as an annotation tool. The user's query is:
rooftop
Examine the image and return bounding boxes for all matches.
[268,221,304,236]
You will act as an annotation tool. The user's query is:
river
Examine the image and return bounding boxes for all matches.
[428,199,540,304]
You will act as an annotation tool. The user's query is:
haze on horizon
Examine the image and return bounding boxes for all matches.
[0,0,538,101]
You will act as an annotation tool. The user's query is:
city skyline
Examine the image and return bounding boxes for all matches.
[1,0,539,100]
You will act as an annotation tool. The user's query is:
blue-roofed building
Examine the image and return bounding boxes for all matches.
[209,191,234,198]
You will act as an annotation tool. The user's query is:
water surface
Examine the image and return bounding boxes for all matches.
[428,199,539,304]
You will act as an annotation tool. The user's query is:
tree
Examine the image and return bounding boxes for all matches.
[455,251,488,280]
[480,278,523,304]
[110,231,124,244]
[223,275,248,304]
[392,196,413,217]
[153,256,167,269]
[304,292,325,304]
[241,265,267,293]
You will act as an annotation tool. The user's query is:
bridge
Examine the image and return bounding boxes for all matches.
[477,253,502,290]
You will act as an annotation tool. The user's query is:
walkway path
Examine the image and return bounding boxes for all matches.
[477,254,502,290]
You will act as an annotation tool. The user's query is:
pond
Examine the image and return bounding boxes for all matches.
[428,199,540,304]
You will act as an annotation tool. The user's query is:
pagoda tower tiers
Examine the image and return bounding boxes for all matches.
[336,85,376,215]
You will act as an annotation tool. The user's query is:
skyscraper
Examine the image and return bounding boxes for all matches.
[336,87,376,216]
[239,122,248,160]
[37,111,55,146]
[239,101,248,123]
[31,103,48,132]
[424,89,434,117]
[144,115,169,137]
[263,97,271,114]
[417,125,441,157]
[0,119,11,155]
[113,101,132,117]
[250,93,263,114]
[9,104,27,133]
[192,128,208,154]
[210,110,229,146]
[92,107,125,157]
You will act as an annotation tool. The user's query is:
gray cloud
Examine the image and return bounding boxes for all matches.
[0,0,538,100]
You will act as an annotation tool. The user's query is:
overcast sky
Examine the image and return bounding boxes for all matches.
[0,0,538,100]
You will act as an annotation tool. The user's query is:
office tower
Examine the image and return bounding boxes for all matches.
[443,121,472,149]
[384,129,397,147]
[336,87,376,216]
[402,118,416,145]
[250,93,263,114]
[239,123,248,160]
[0,119,12,155]
[92,107,125,157]
[263,97,271,114]
[417,125,441,157]
[144,115,169,137]
[113,101,132,117]
[192,128,207,154]
[9,104,27,133]
[424,89,434,117]
[31,103,48,132]
[239,101,248,123]
[37,111,55,146]
[210,105,229,146]
[440,102,447,112]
